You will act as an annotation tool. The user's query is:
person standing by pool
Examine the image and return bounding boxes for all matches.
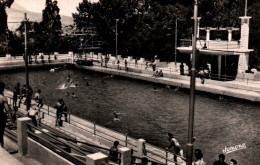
[13,89,17,107]
[213,154,228,165]
[27,108,38,126]
[124,59,128,71]
[166,133,183,164]
[13,83,21,107]
[18,84,26,107]
[109,141,119,163]
[0,82,13,147]
[193,149,206,165]
[34,89,43,109]
[117,59,120,70]
[54,99,64,126]
[15,83,20,96]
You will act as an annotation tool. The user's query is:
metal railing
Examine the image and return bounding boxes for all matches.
[27,123,86,165]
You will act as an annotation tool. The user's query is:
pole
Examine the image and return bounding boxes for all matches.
[245,0,248,16]
[6,28,9,54]
[24,13,30,111]
[174,18,177,66]
[116,19,119,57]
[187,1,198,165]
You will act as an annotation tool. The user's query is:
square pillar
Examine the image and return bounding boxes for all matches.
[118,147,131,165]
[237,52,249,74]
[228,30,232,41]
[86,152,109,165]
[206,29,210,41]
[218,55,222,79]
[69,51,74,63]
[137,139,146,157]
[98,53,102,60]
[239,16,251,50]
[17,117,31,156]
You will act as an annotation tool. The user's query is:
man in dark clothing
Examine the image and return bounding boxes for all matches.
[213,154,228,165]
[15,83,20,96]
[109,141,119,163]
[13,90,17,107]
[54,99,67,126]
[0,82,13,147]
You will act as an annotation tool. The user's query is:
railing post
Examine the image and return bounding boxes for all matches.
[68,112,71,124]
[125,133,128,147]
[17,117,31,156]
[119,147,131,165]
[166,150,168,165]
[86,152,109,165]
[47,105,49,115]
[170,68,171,74]
[137,139,146,157]
[94,121,96,135]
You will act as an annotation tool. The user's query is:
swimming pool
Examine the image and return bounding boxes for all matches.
[1,68,259,164]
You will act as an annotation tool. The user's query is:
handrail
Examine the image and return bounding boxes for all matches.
[27,123,90,155]
[27,130,86,165]
[30,122,122,164]
[4,128,17,143]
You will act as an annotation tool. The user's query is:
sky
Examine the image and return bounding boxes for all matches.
[15,0,99,17]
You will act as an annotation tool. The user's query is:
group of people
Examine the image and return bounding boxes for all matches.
[13,82,44,126]
[166,133,238,165]
[14,80,69,127]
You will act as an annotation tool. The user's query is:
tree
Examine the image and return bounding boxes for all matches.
[248,0,260,70]
[0,0,14,35]
[40,0,62,52]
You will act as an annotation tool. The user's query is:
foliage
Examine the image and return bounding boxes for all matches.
[3,0,260,69]
[73,0,191,60]
[0,0,14,35]
[40,0,62,52]
[0,0,14,54]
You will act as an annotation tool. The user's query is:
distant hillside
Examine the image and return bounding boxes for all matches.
[6,3,73,31]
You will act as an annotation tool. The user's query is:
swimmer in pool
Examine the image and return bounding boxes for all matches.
[67,75,71,83]
[71,92,77,98]
[104,111,125,125]
[219,95,224,101]
[113,111,120,121]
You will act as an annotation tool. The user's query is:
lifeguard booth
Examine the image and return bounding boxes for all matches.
[177,15,253,80]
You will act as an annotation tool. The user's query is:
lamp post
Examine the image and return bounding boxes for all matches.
[186,0,198,164]
[24,13,30,111]
[6,28,9,54]
[174,18,177,66]
[116,19,119,57]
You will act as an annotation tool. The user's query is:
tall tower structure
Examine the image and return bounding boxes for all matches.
[239,16,251,50]
[237,0,252,74]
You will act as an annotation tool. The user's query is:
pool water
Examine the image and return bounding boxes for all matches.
[1,68,260,164]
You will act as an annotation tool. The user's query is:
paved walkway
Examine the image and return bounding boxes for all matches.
[1,137,42,165]
[79,61,260,102]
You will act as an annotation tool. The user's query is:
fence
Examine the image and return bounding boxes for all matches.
[5,92,181,165]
